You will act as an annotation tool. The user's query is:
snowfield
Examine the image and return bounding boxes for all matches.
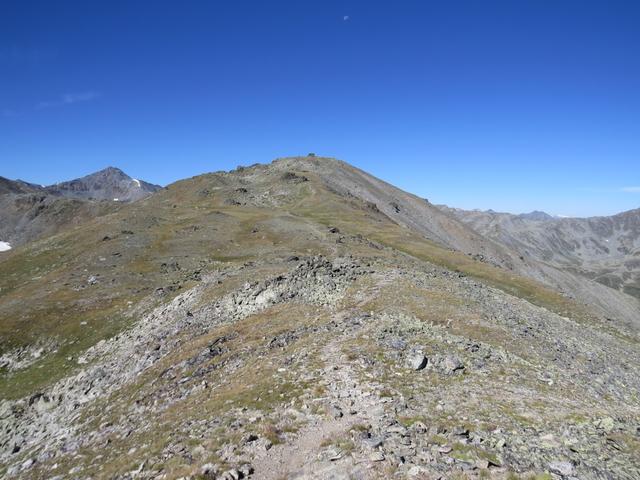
[0,241,12,252]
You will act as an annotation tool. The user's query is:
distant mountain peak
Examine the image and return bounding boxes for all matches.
[1,167,161,201]
[44,167,161,202]
[518,210,553,221]
[79,166,130,181]
[99,166,126,174]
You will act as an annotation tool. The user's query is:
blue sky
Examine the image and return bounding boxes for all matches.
[1,1,639,217]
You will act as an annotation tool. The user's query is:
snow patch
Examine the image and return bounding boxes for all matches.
[0,241,12,252]
[113,198,119,202]
[132,178,141,187]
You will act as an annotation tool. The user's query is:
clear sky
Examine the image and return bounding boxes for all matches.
[1,1,639,217]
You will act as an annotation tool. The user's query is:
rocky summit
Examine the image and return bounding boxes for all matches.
[0,168,160,248]
[44,167,161,202]
[0,156,639,480]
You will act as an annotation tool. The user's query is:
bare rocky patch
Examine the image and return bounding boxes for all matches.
[2,255,638,479]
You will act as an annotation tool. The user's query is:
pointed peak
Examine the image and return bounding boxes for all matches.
[102,166,125,173]
[43,167,161,202]
[91,166,129,178]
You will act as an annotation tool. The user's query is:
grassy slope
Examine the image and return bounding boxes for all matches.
[0,163,612,399]
[291,173,593,323]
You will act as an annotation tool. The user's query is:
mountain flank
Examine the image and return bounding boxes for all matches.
[45,166,161,202]
[0,177,44,196]
[440,206,640,300]
[517,211,554,221]
[0,168,161,248]
[0,156,639,480]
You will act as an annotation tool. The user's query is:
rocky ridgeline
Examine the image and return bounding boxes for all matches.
[1,255,639,479]
[441,205,640,302]
[0,256,368,477]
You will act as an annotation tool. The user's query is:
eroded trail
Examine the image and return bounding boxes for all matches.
[252,281,393,480]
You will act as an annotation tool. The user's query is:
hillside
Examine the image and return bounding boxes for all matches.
[0,168,161,248]
[0,177,44,196]
[440,206,640,300]
[275,158,640,327]
[0,157,639,480]
[44,167,161,202]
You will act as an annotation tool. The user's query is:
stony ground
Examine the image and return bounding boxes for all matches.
[2,253,638,479]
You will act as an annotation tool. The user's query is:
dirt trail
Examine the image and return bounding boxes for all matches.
[252,280,392,480]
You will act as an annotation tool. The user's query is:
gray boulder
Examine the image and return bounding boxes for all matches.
[407,353,428,370]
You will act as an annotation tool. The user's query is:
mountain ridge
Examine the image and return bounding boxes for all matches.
[1,156,639,479]
[439,204,640,300]
[268,157,640,325]
[0,167,161,248]
[44,166,161,201]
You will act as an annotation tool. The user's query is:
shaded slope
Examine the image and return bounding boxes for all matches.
[0,177,44,196]
[0,194,119,248]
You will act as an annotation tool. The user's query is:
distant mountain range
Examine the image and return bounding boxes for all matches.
[45,166,161,202]
[439,205,640,300]
[1,166,161,201]
[0,167,160,248]
[516,210,555,221]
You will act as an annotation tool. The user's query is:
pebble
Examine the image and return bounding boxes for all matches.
[369,451,385,462]
[549,461,575,476]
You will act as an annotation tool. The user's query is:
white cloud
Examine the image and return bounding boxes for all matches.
[343,15,350,21]
[620,186,640,193]
[37,91,101,109]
